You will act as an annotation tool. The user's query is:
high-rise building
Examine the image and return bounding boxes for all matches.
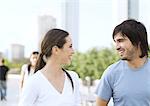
[112,0,139,25]
[10,44,24,61]
[128,0,139,20]
[61,0,79,50]
[112,0,128,26]
[38,15,56,51]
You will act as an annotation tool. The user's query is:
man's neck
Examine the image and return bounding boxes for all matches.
[127,56,148,69]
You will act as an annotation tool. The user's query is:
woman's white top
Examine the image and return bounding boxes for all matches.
[21,64,34,82]
[19,70,81,106]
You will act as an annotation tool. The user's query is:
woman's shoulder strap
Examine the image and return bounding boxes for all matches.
[62,68,74,91]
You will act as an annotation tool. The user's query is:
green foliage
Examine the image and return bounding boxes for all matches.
[65,47,119,80]
[3,58,29,74]
[4,58,25,69]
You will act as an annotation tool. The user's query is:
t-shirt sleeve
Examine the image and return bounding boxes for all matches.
[18,77,38,106]
[95,66,113,101]
[21,64,28,73]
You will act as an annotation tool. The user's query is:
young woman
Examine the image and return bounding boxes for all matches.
[20,51,39,89]
[19,29,81,106]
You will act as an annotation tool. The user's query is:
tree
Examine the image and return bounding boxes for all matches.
[65,47,119,80]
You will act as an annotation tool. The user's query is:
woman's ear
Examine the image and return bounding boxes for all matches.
[52,46,59,55]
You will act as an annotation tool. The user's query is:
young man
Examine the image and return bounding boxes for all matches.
[96,19,150,106]
[0,58,9,101]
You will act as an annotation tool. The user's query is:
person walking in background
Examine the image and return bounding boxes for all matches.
[96,19,150,106]
[19,28,81,106]
[0,58,9,101]
[19,51,39,90]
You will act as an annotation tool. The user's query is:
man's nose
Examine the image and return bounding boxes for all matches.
[115,43,120,50]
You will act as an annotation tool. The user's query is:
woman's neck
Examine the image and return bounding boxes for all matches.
[42,60,64,77]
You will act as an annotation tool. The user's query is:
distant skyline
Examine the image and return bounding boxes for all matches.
[0,0,113,57]
[0,0,150,57]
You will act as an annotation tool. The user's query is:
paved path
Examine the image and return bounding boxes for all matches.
[0,74,20,106]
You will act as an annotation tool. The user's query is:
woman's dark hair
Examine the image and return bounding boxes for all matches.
[27,51,39,74]
[112,19,149,58]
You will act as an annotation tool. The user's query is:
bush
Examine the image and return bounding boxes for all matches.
[65,47,119,80]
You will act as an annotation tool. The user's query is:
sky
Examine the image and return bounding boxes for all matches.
[0,0,150,57]
[79,0,113,52]
[0,0,62,57]
[0,0,114,57]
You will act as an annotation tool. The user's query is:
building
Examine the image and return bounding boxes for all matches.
[37,15,56,51]
[61,0,79,50]
[10,44,24,62]
[112,0,139,26]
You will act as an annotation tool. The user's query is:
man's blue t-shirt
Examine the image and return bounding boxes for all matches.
[96,58,150,106]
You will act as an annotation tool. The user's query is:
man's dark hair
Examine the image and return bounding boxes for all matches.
[112,19,149,58]
[1,58,4,63]
[32,51,39,55]
[0,58,5,64]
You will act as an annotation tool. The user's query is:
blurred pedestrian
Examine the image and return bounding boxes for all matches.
[0,58,9,101]
[19,51,39,90]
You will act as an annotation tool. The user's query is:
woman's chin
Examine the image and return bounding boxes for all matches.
[65,61,71,65]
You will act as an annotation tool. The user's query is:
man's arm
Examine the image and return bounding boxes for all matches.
[96,97,109,106]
